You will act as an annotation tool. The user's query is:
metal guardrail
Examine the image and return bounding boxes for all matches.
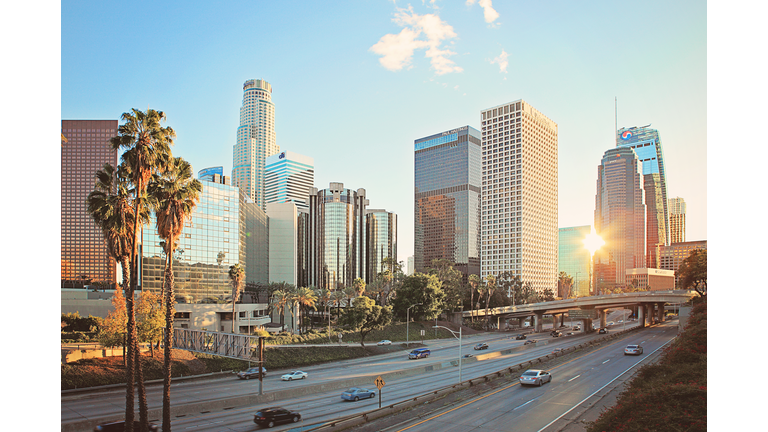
[172,328,259,360]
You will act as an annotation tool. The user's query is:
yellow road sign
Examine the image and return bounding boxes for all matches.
[375,375,385,389]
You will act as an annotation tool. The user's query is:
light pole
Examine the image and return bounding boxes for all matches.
[406,303,422,346]
[433,325,462,384]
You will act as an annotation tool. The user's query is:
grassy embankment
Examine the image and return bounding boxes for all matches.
[62,321,460,390]
[586,299,707,432]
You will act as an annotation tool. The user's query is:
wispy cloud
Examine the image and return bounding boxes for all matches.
[370,5,462,75]
[490,48,509,74]
[466,0,500,24]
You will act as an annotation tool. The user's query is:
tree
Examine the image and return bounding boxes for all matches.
[293,286,318,334]
[677,249,707,296]
[339,296,393,347]
[558,272,574,299]
[541,287,556,302]
[428,259,463,313]
[467,274,480,322]
[111,108,174,432]
[330,289,346,323]
[497,271,522,305]
[391,273,445,321]
[271,289,292,331]
[134,292,164,357]
[147,156,201,432]
[352,277,366,297]
[315,287,332,334]
[482,275,497,329]
[228,264,245,333]
[98,287,128,358]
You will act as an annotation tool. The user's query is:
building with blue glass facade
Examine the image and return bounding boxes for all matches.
[558,226,591,298]
[198,166,224,182]
[414,126,481,281]
[265,150,314,212]
[616,125,669,268]
[366,209,397,281]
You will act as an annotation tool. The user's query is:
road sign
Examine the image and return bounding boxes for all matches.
[568,309,597,319]
[375,375,385,389]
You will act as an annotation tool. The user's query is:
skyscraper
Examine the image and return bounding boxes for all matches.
[61,120,119,288]
[480,100,558,296]
[306,183,369,289]
[367,209,397,281]
[265,150,314,212]
[414,126,481,281]
[232,79,279,210]
[668,197,686,244]
[558,226,592,298]
[616,125,669,268]
[198,166,224,182]
[593,147,646,291]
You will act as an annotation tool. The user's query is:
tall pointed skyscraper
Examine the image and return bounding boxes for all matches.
[616,125,669,268]
[232,79,280,210]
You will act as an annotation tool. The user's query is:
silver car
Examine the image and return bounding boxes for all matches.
[519,369,552,386]
[624,345,643,355]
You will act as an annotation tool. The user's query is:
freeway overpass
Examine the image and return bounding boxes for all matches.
[456,290,697,332]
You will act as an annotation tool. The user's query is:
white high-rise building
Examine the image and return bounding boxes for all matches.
[232,79,280,210]
[480,100,558,296]
[265,150,314,212]
[668,197,686,244]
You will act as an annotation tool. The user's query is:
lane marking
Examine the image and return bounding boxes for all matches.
[513,398,538,410]
[567,375,580,382]
[602,359,610,364]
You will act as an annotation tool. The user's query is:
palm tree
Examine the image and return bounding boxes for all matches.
[343,286,357,308]
[148,156,201,432]
[293,287,318,334]
[468,274,480,323]
[483,275,497,329]
[315,287,332,335]
[228,264,246,333]
[111,109,174,432]
[330,289,346,323]
[271,289,291,332]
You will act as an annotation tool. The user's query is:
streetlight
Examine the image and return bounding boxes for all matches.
[433,325,462,384]
[406,303,422,346]
[582,227,605,296]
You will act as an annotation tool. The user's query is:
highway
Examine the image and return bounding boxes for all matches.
[62,319,661,431]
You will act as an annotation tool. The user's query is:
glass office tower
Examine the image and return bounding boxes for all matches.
[558,226,591,298]
[142,177,268,303]
[61,120,119,288]
[668,197,686,244]
[306,183,369,289]
[616,125,669,268]
[594,147,646,291]
[480,101,558,296]
[198,166,224,182]
[265,150,314,212]
[414,126,481,282]
[232,79,280,210]
[366,209,397,281]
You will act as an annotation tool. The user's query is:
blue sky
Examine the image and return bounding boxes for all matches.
[59,0,708,265]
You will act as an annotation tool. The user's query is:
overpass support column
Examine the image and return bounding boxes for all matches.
[657,302,665,324]
[638,305,645,328]
[560,313,565,327]
[598,308,607,329]
[645,304,652,326]
[534,312,544,333]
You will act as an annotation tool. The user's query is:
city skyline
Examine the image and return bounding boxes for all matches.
[60,1,706,266]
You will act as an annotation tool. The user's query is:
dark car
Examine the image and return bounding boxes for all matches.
[524,339,537,345]
[598,328,608,334]
[474,343,489,350]
[237,366,267,380]
[254,407,301,428]
[551,330,562,337]
[94,421,159,431]
[515,334,527,340]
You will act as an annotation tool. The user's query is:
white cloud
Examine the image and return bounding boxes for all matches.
[466,0,500,24]
[370,5,462,75]
[490,48,509,74]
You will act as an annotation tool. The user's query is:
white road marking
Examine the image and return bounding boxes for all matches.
[602,359,610,364]
[514,398,538,410]
[568,375,581,382]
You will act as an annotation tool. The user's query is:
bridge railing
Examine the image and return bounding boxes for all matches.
[172,328,260,361]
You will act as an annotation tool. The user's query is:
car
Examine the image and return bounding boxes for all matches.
[515,334,527,340]
[474,343,489,350]
[281,370,308,381]
[237,366,267,380]
[463,353,474,358]
[551,330,562,337]
[624,344,643,355]
[408,348,430,359]
[573,325,581,331]
[607,321,615,326]
[598,328,608,334]
[617,320,624,323]
[565,332,574,336]
[253,407,301,428]
[524,339,537,345]
[94,421,159,431]
[377,340,392,346]
[552,348,564,353]
[519,369,552,386]
[341,387,376,401]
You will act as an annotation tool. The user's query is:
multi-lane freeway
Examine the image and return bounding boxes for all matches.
[62,319,674,431]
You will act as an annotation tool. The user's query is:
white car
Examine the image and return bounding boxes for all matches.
[519,369,552,386]
[624,345,643,355]
[281,370,308,381]
[377,340,392,346]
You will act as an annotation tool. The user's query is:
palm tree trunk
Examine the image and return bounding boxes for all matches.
[163,249,175,432]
